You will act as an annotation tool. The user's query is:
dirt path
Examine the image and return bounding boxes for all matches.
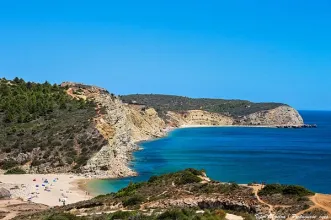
[250,185,275,220]
[0,199,24,220]
[0,199,48,220]
[312,193,331,214]
[288,193,331,220]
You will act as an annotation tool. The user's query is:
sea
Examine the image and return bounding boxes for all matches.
[88,111,331,194]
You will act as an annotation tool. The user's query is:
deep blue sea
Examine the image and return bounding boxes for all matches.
[88,111,331,194]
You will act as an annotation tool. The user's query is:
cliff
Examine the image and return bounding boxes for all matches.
[0,79,304,178]
[77,87,304,178]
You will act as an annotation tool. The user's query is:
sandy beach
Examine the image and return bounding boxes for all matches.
[0,174,92,207]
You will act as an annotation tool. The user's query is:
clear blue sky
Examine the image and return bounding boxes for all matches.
[0,1,330,110]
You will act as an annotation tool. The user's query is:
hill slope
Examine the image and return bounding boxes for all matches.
[120,94,285,117]
[12,169,326,220]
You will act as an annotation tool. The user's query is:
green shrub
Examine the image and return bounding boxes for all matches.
[148,175,159,183]
[259,184,314,197]
[157,209,187,220]
[123,194,145,207]
[213,209,226,219]
[44,213,81,220]
[185,168,205,176]
[176,170,202,185]
[109,211,136,220]
[116,182,145,198]
[0,160,18,170]
[4,167,26,174]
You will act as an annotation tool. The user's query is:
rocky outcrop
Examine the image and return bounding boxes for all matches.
[236,106,304,126]
[65,84,166,178]
[166,110,234,127]
[144,195,258,213]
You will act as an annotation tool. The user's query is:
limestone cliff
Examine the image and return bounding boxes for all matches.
[63,83,166,178]
[166,110,234,126]
[236,106,304,126]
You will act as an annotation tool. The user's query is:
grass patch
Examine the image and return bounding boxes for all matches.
[4,167,26,174]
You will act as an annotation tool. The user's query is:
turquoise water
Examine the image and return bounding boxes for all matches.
[89,111,331,194]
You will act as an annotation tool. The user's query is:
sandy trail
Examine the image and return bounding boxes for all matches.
[312,193,331,214]
[287,194,331,220]
[250,185,275,220]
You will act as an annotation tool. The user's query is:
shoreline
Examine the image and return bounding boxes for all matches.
[0,174,92,207]
[0,123,320,206]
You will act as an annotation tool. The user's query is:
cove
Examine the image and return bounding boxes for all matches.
[88,111,331,194]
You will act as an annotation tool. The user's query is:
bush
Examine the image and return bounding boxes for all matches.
[148,175,159,183]
[0,160,18,170]
[282,185,314,197]
[116,182,145,198]
[157,209,187,220]
[4,167,26,174]
[31,159,43,167]
[213,209,226,219]
[259,184,314,197]
[123,194,145,207]
[44,213,81,220]
[176,170,202,185]
[185,168,205,176]
[109,211,136,220]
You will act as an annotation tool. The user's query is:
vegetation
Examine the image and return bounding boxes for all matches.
[0,77,107,172]
[120,94,285,118]
[13,169,310,220]
[43,213,81,220]
[4,167,26,174]
[258,184,314,197]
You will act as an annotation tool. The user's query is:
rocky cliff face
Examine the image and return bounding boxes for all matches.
[166,110,234,126]
[165,106,303,127]
[64,83,166,178]
[236,106,304,126]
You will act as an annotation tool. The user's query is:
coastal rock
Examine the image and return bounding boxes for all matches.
[66,84,166,178]
[236,106,304,126]
[166,110,234,127]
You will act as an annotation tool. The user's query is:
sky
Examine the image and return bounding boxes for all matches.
[0,1,330,110]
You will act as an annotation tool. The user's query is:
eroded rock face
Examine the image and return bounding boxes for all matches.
[166,110,234,127]
[69,85,166,178]
[145,196,256,212]
[236,106,304,126]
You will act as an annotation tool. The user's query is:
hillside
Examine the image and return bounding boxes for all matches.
[12,169,329,220]
[120,94,286,118]
[121,94,303,126]
[0,78,107,174]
